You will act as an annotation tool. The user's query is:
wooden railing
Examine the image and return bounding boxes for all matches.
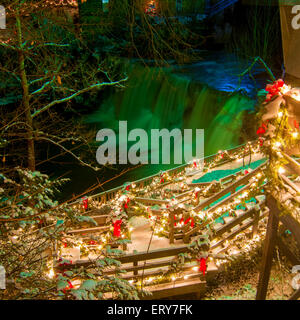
[56,238,211,299]
[69,141,256,207]
[168,162,266,244]
[58,141,270,299]
[64,211,128,251]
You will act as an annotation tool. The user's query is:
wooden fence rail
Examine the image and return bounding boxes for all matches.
[69,141,256,207]
[56,240,211,299]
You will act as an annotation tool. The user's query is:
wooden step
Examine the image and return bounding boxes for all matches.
[142,278,206,300]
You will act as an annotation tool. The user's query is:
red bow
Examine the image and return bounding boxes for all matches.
[265,79,284,102]
[125,185,130,191]
[256,122,267,136]
[67,280,74,289]
[124,198,130,209]
[184,217,195,228]
[113,220,122,237]
[82,197,88,210]
[193,160,197,168]
[177,217,195,228]
[197,257,208,276]
[62,280,74,294]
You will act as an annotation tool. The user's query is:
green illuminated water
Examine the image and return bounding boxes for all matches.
[85,63,255,158]
[59,60,259,198]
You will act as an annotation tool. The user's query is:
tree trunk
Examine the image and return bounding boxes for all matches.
[78,0,103,37]
[176,0,183,14]
[16,13,35,171]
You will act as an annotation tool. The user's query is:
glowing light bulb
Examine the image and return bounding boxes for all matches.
[281,84,290,94]
[274,141,282,148]
[278,167,285,174]
[48,268,55,279]
[292,132,299,139]
[277,112,283,118]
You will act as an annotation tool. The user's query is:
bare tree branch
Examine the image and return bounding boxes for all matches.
[31,77,128,118]
[36,136,100,171]
[31,77,55,95]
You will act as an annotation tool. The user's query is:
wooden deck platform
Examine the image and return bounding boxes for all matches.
[57,143,273,299]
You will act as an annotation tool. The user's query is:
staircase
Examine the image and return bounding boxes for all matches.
[205,0,239,18]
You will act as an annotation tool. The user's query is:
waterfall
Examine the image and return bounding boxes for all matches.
[85,63,255,159]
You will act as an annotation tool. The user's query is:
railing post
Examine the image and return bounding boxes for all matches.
[256,196,279,300]
[133,261,138,276]
[169,209,175,244]
[183,211,190,244]
[194,190,200,206]
[251,206,260,238]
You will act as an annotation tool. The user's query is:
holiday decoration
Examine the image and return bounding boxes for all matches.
[50,137,273,298]
[82,197,88,210]
[198,257,208,276]
[264,79,284,102]
[113,220,122,238]
[259,79,300,156]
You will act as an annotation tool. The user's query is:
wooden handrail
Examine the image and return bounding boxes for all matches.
[280,174,300,194]
[134,197,169,205]
[211,209,268,251]
[193,163,265,213]
[69,141,256,206]
[67,225,110,235]
[184,197,266,243]
[206,183,250,215]
[282,152,300,176]
[57,241,210,270]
